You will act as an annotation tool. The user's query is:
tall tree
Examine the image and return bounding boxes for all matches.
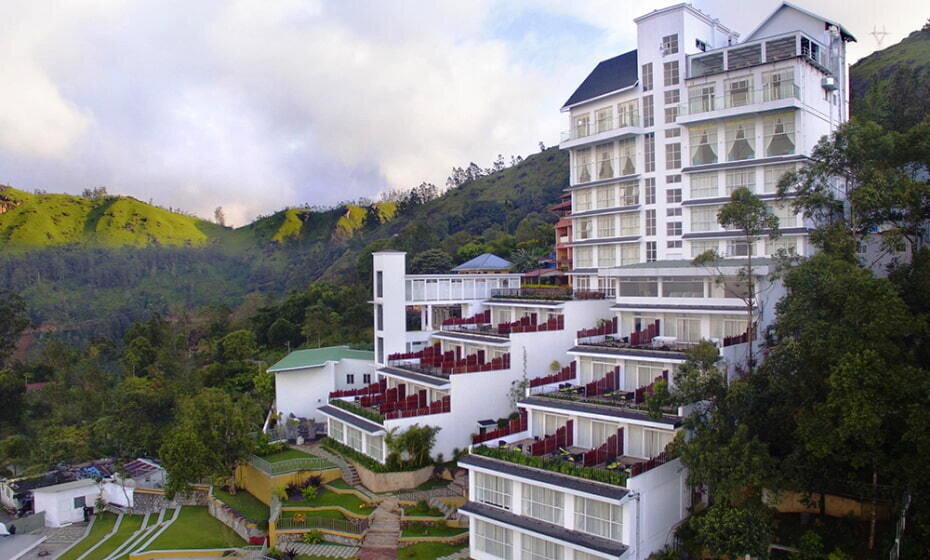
[0,290,29,363]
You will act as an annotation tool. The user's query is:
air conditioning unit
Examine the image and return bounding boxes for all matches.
[822,76,837,91]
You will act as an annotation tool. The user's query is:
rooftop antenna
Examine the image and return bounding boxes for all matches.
[870,25,889,48]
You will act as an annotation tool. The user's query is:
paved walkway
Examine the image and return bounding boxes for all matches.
[284,542,360,558]
[436,547,470,560]
[358,498,400,560]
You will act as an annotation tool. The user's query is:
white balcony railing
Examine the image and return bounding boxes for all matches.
[561,112,641,143]
[679,83,800,117]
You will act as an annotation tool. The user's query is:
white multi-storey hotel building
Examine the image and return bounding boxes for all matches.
[458,3,853,560]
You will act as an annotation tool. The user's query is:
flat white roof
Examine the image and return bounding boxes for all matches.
[32,479,98,494]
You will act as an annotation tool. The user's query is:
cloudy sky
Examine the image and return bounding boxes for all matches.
[0,0,924,225]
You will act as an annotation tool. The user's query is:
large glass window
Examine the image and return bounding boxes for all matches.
[619,213,639,236]
[575,148,593,183]
[764,163,796,193]
[646,241,657,262]
[596,186,615,209]
[576,219,593,240]
[690,172,718,198]
[575,189,593,211]
[689,125,718,165]
[330,419,344,443]
[575,496,623,540]
[618,277,658,297]
[644,178,656,204]
[726,120,755,161]
[521,533,563,560]
[725,168,755,194]
[662,277,704,298]
[621,243,641,265]
[573,113,591,139]
[475,520,512,559]
[617,139,636,176]
[644,133,655,172]
[645,209,656,236]
[690,240,718,258]
[769,202,797,227]
[643,95,654,127]
[619,183,639,206]
[726,76,752,107]
[664,89,680,105]
[575,247,593,268]
[764,113,796,157]
[642,63,653,91]
[475,472,512,510]
[522,484,564,525]
[661,33,679,55]
[618,100,638,127]
[767,236,798,256]
[366,435,383,462]
[763,68,795,101]
[691,206,719,232]
[663,61,679,86]
[676,317,701,340]
[346,426,363,452]
[688,84,715,113]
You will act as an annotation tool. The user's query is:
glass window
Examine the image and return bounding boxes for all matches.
[769,202,797,227]
[618,100,639,127]
[661,33,679,55]
[663,277,704,297]
[522,484,564,525]
[725,168,755,194]
[597,143,615,180]
[621,243,641,265]
[690,206,720,232]
[475,520,512,559]
[689,84,715,113]
[575,496,623,540]
[663,61,680,86]
[597,216,615,238]
[665,143,681,169]
[366,435,383,462]
[644,133,655,172]
[667,188,682,203]
[764,113,796,157]
[376,271,383,297]
[664,106,678,123]
[330,419,344,443]
[595,107,613,133]
[617,138,636,175]
[764,163,796,193]
[690,125,718,166]
[619,277,658,297]
[476,473,512,510]
[676,318,702,342]
[575,148,593,183]
[664,89,680,105]
[643,95,654,127]
[642,63,653,91]
[668,240,683,248]
[598,245,616,267]
[727,240,755,256]
[74,496,86,509]
[645,209,656,236]
[620,213,639,236]
[619,183,639,206]
[763,68,795,101]
[646,241,657,262]
[575,188,593,211]
[767,236,798,256]
[521,533,563,560]
[691,240,718,258]
[665,128,681,138]
[573,113,591,139]
[575,247,593,268]
[726,120,755,161]
[726,76,752,107]
[667,207,682,217]
[596,186,615,209]
[690,172,718,198]
[576,219,592,240]
[346,426,363,452]
[644,178,656,205]
[666,221,682,236]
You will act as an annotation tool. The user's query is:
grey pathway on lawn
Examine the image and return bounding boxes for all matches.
[436,547,471,560]
[284,542,361,557]
[0,534,45,560]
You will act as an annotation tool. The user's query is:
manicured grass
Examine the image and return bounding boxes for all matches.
[145,507,244,550]
[401,523,468,538]
[58,513,118,560]
[85,514,144,560]
[327,478,354,490]
[214,488,270,524]
[398,542,466,560]
[402,503,444,518]
[288,488,368,511]
[260,448,317,463]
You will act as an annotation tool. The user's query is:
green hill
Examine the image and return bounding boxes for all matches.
[850,26,930,131]
[0,148,568,342]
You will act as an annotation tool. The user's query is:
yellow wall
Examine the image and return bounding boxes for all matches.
[235,464,340,505]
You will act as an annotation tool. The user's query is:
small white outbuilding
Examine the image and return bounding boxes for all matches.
[32,478,134,527]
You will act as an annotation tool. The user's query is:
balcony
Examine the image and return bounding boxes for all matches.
[490,287,611,301]
[387,343,512,377]
[560,114,643,150]
[687,31,831,80]
[442,314,565,337]
[676,83,801,126]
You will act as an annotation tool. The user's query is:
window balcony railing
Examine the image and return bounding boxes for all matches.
[679,83,800,117]
[561,112,641,143]
[687,31,830,79]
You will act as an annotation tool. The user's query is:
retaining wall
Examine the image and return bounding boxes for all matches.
[349,460,434,494]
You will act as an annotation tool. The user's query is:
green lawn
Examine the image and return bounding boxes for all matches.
[261,448,318,463]
[402,523,468,538]
[214,488,270,525]
[58,513,118,560]
[398,542,467,560]
[145,507,244,550]
[326,478,354,490]
[85,514,144,560]
[298,556,359,560]
[288,489,368,511]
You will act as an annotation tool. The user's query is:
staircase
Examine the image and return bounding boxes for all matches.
[358,499,400,560]
[306,444,363,488]
[449,470,468,497]
[428,497,461,521]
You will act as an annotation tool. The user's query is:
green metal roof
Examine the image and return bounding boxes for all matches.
[268,346,374,373]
